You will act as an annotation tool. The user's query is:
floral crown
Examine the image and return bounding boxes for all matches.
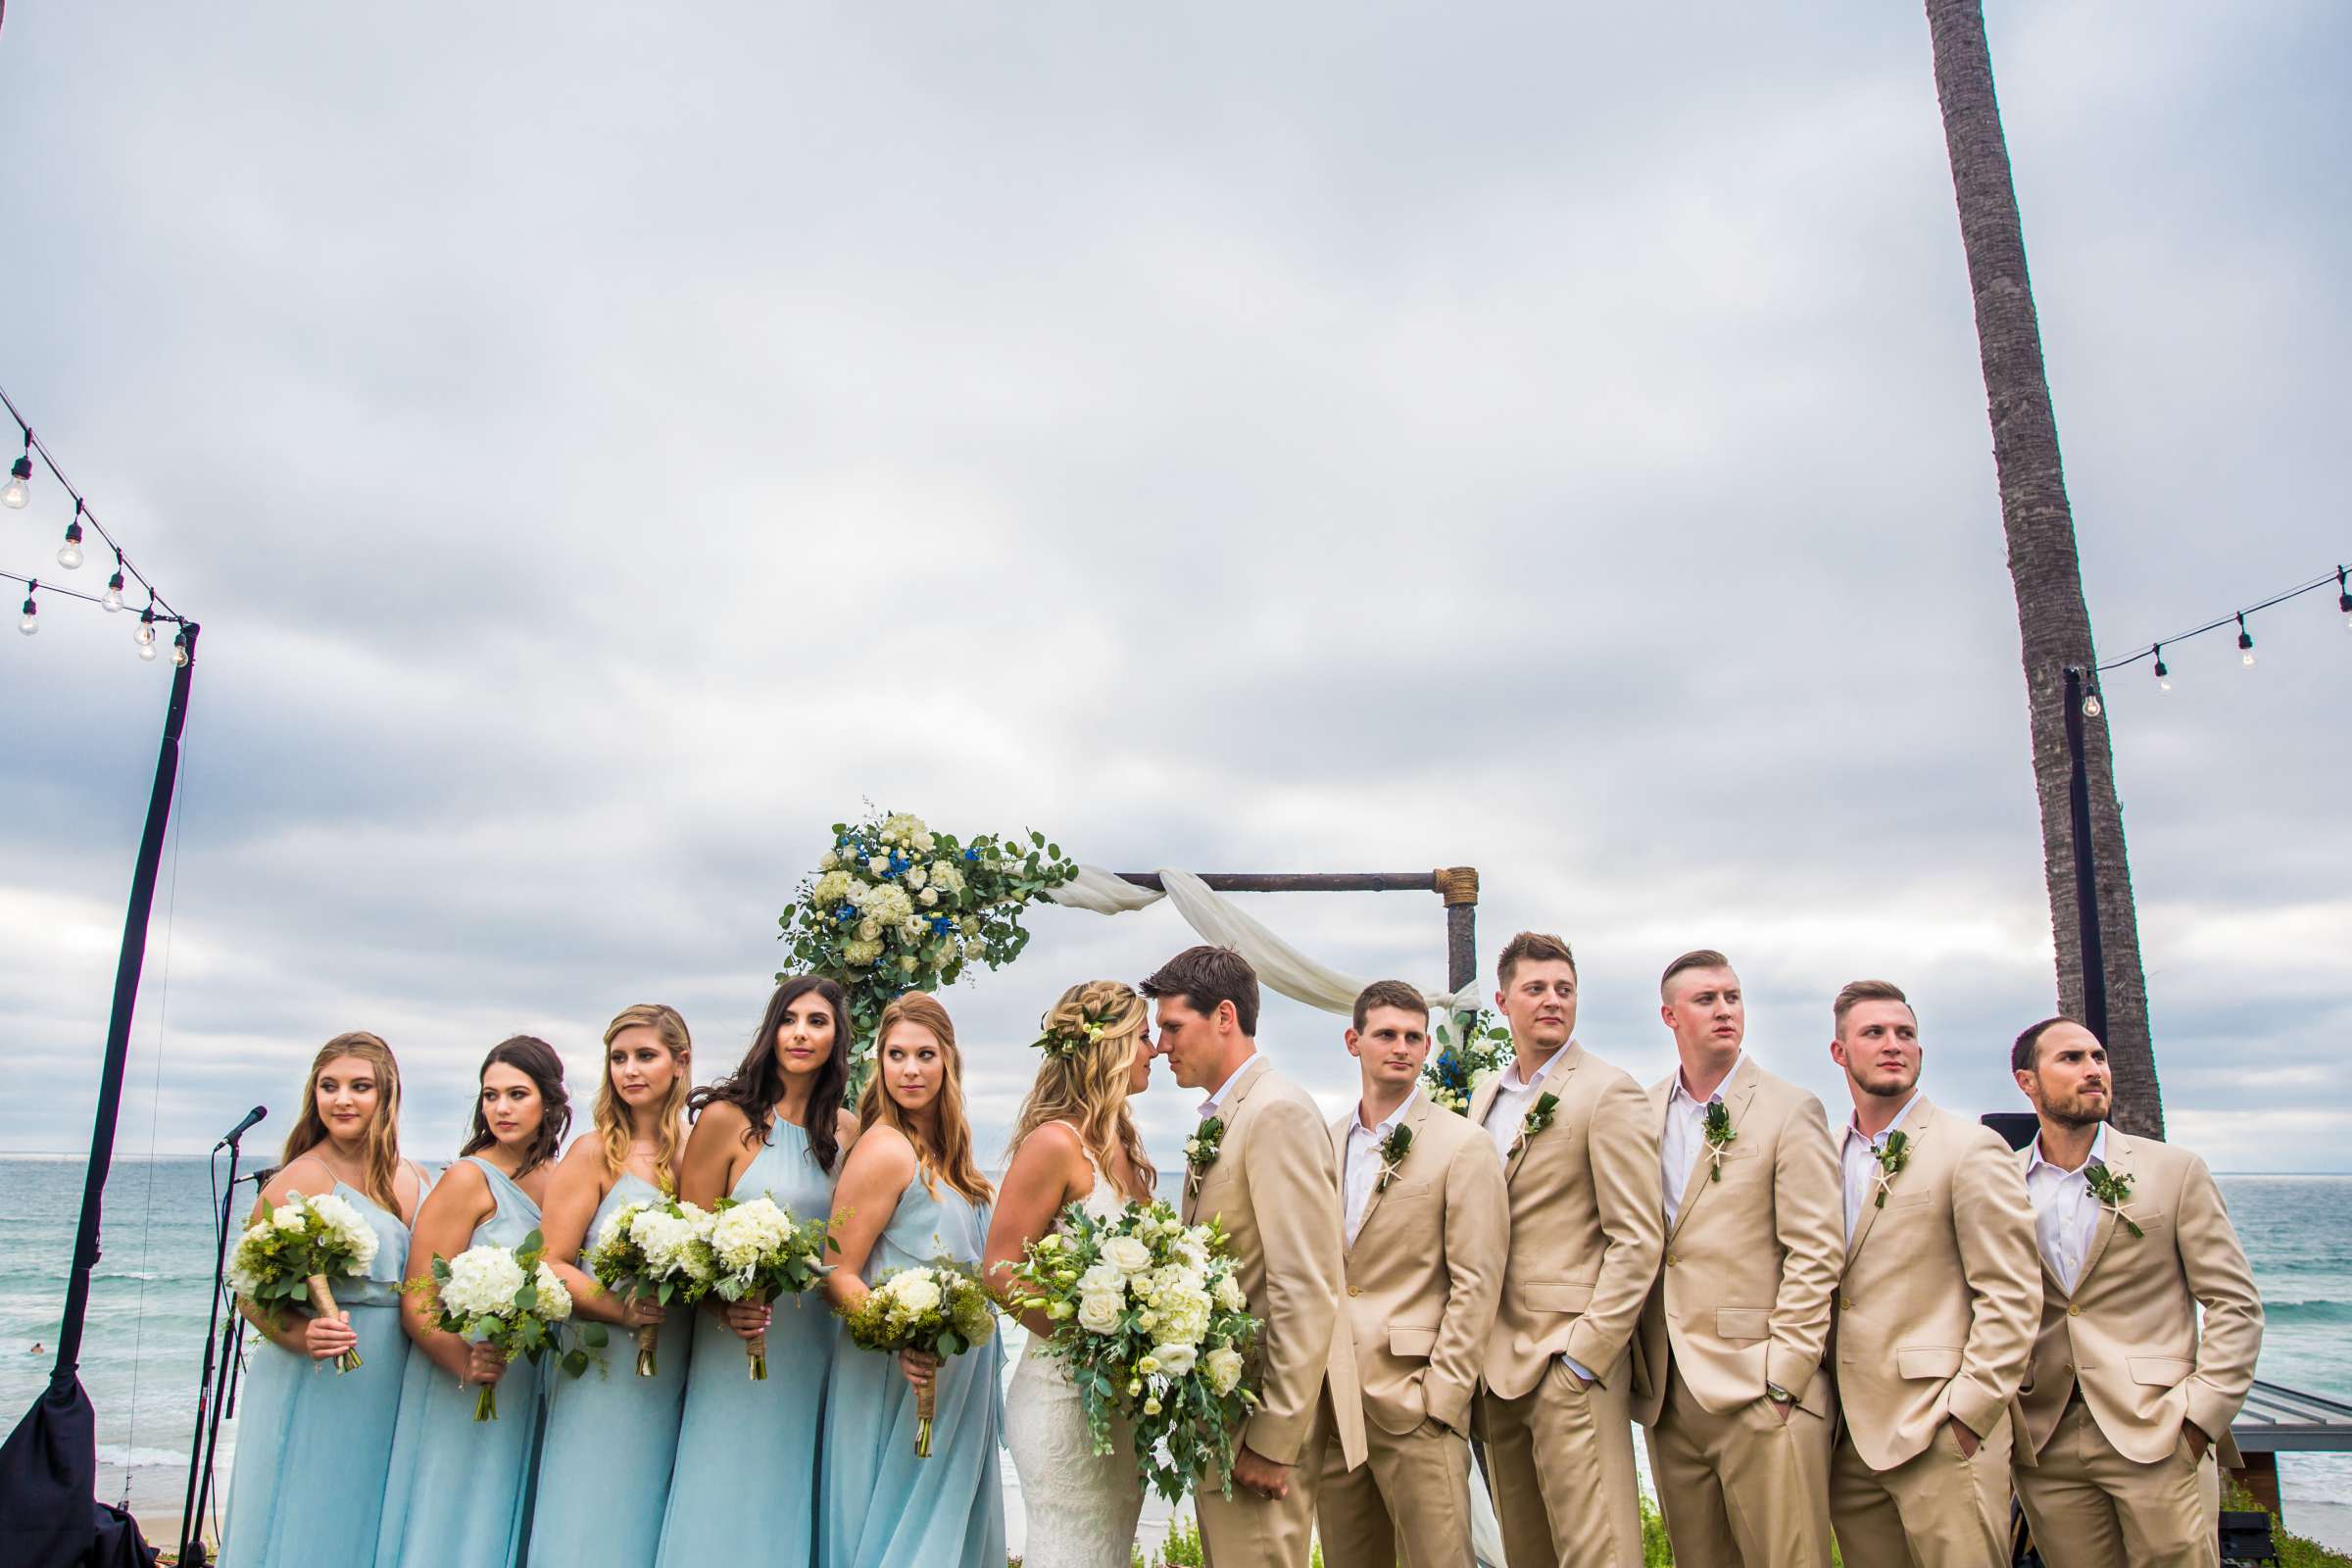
[1032,1003,1126,1060]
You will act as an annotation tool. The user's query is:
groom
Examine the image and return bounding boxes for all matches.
[1145,945,1366,1567]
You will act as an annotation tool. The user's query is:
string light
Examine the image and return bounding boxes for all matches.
[2,430,28,509]
[2094,564,2346,688]
[2152,645,2171,692]
[58,502,85,569]
[134,605,157,648]
[2082,685,2103,718]
[103,552,124,612]
[2339,567,2351,632]
[171,629,189,668]
[17,581,36,636]
[2237,613,2255,668]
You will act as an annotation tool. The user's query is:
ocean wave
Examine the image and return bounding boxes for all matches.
[96,1445,194,1469]
[2262,1299,2352,1325]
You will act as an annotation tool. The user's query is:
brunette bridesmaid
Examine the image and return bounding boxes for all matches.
[819,993,1004,1568]
[527,1004,697,1567]
[220,1032,431,1568]
[654,977,858,1568]
[375,1037,569,1568]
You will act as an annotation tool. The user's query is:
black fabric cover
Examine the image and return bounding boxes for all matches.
[0,1374,97,1568]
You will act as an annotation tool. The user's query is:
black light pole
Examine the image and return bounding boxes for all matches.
[2061,665,2109,1043]
[177,1108,264,1567]
[0,623,198,1568]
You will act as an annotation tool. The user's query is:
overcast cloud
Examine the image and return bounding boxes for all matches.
[2,0,2345,1176]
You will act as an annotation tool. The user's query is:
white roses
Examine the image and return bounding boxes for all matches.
[1204,1345,1246,1396]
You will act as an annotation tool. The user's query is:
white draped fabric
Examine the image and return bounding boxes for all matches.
[1049,865,1481,1015]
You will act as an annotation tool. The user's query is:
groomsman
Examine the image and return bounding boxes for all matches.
[1470,932,1663,1568]
[1144,945,1366,1568]
[1316,981,1506,1568]
[2008,1018,2264,1568]
[1824,980,2040,1568]
[1633,949,1843,1568]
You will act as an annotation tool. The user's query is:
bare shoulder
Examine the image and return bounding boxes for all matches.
[550,1134,611,1192]
[844,1120,917,1181]
[834,1108,861,1152]
[692,1100,752,1140]
[416,1155,489,1223]
[559,1133,606,1167]
[261,1152,336,1206]
[1003,1122,1083,1193]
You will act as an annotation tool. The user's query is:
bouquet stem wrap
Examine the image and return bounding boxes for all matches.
[473,1376,498,1423]
[633,1321,661,1378]
[914,1379,937,1458]
[747,1310,770,1381]
[304,1275,360,1373]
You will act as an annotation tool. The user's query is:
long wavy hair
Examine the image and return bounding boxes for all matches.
[594,1004,692,1193]
[858,993,993,1205]
[280,1031,405,1214]
[459,1035,571,1177]
[688,977,852,1176]
[1007,980,1155,1200]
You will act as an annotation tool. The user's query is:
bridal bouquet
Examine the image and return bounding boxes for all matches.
[226,1190,381,1373]
[1005,1199,1260,1502]
[707,1195,832,1380]
[840,1261,998,1457]
[779,808,1078,1092]
[1423,1008,1514,1114]
[414,1229,576,1420]
[586,1196,719,1376]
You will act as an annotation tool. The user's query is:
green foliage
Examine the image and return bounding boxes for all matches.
[1424,1008,1513,1113]
[2224,1479,2352,1568]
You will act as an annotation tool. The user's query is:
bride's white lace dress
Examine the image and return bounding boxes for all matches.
[1004,1145,1147,1568]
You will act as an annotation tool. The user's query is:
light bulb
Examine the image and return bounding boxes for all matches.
[138,638,158,662]
[2158,673,2173,692]
[103,571,124,612]
[134,610,157,647]
[16,597,35,636]
[2082,692,2102,718]
[1,456,28,510]
[2242,650,2256,667]
[57,526,84,570]
[171,634,189,668]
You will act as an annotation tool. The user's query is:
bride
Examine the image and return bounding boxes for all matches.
[986,980,1159,1567]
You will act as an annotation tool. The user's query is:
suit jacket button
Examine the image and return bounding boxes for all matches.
[2067,1304,2081,1317]
[1840,1298,1854,1310]
[1666,1254,1679,1267]
[1348,1286,1362,1297]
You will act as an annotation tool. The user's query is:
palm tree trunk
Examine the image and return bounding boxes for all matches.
[1922,0,2163,1137]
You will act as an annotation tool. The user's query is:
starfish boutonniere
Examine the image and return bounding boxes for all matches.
[1374,1123,1414,1193]
[1511,1092,1560,1156]
[1871,1129,1911,1208]
[1702,1100,1737,1182]
[1184,1117,1225,1194]
[2084,1164,2143,1238]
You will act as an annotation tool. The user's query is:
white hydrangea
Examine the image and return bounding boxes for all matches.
[817,848,839,871]
[842,939,883,966]
[1204,1344,1246,1396]
[811,870,853,906]
[917,888,939,907]
[532,1261,573,1321]
[710,1198,793,1275]
[271,1204,305,1234]
[884,1272,943,1316]
[439,1244,528,1317]
[927,862,965,896]
[861,883,914,928]
[627,1203,713,1280]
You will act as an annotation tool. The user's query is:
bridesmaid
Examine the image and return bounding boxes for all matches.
[374,1036,570,1568]
[220,1032,430,1568]
[655,976,858,1568]
[527,1004,696,1568]
[819,993,1004,1568]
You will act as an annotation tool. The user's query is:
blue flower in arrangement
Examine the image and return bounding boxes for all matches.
[929,915,956,935]
[835,904,859,924]
[963,847,980,861]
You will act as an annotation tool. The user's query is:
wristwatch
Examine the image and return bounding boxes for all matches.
[1765,1382,1794,1406]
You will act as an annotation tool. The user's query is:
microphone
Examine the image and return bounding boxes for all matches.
[215,1105,268,1151]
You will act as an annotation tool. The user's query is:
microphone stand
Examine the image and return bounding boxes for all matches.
[175,1136,261,1565]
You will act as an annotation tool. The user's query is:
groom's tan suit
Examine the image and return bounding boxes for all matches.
[2010,1127,2263,1568]
[1633,1054,1844,1568]
[1828,1096,2041,1568]
[1316,1090,1506,1568]
[1471,1042,1663,1568]
[1184,1056,1366,1568]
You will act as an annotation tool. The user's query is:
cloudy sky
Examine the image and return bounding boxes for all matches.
[2,0,2344,1175]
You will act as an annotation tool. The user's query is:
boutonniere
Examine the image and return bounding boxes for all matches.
[1511,1092,1560,1155]
[1374,1124,1414,1193]
[1184,1117,1225,1192]
[1702,1101,1737,1182]
[1871,1130,1911,1208]
[2084,1165,2143,1238]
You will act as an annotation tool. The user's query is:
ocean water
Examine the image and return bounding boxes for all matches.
[4,1158,2349,1551]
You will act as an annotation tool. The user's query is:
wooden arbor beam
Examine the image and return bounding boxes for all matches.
[1110,867,1483,996]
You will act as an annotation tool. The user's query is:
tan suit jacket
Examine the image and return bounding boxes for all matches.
[1833,1096,2040,1471]
[1633,1054,1843,1422]
[2013,1128,2262,1466]
[1185,1057,1367,1469]
[1470,1042,1663,1400]
[1327,1092,1507,1437]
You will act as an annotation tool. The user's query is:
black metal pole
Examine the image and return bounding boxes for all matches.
[176,1138,241,1567]
[2062,666,2109,1043]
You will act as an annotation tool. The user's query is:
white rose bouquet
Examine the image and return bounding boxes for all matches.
[706,1195,832,1380]
[1004,1199,1260,1502]
[585,1196,718,1377]
[839,1260,997,1457]
[412,1229,578,1420]
[226,1190,381,1373]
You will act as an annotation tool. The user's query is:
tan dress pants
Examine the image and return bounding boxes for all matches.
[1643,1363,1833,1568]
[1198,1397,1332,1568]
[2013,1399,2219,1568]
[1481,1358,1643,1568]
[1315,1415,1473,1568]
[1830,1415,2014,1568]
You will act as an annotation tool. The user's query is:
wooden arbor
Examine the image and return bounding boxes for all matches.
[1107,867,1483,999]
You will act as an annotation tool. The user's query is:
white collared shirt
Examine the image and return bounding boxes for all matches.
[1198,1051,1262,1123]
[1661,1054,1743,1226]
[1479,1041,1574,1160]
[1840,1093,1921,1243]
[2024,1122,2109,1295]
[1343,1086,1419,1246]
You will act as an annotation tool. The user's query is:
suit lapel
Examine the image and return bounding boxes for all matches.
[1349,1094,1433,1252]
[1502,1044,1582,1185]
[1666,1055,1755,1247]
[1185,1059,1271,1223]
[1845,1098,1932,1266]
[2075,1129,2129,1289]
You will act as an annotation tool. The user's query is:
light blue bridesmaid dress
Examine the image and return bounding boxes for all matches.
[373,1155,546,1568]
[220,1170,430,1568]
[818,1178,1004,1568]
[654,1120,838,1568]
[524,1170,691,1568]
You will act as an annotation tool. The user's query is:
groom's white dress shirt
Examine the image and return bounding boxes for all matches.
[1660,1053,1743,1227]
[2024,1121,2109,1295]
[1199,1051,1262,1122]
[1478,1041,1573,1160]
